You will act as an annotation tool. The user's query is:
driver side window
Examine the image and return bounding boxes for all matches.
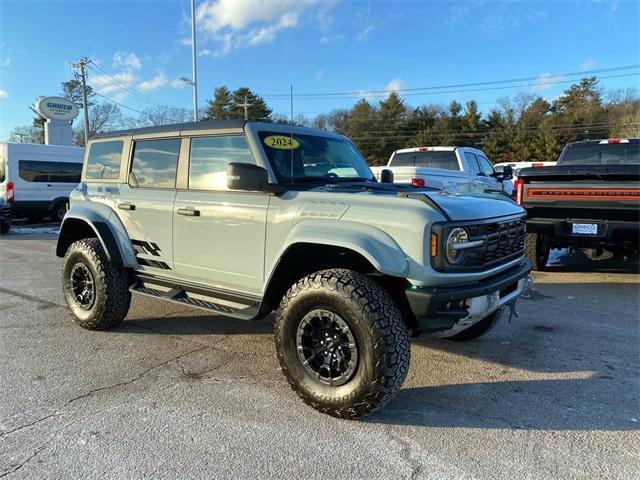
[188,135,254,191]
[477,155,495,176]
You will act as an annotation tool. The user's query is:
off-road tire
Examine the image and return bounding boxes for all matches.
[274,269,410,419]
[525,232,550,271]
[445,310,501,341]
[62,238,131,330]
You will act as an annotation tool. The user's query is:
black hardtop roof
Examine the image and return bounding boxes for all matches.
[93,119,247,139]
[92,119,345,141]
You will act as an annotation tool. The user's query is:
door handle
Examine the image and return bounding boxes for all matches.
[118,203,136,211]
[177,207,200,217]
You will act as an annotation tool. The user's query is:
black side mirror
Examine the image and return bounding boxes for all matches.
[502,165,513,180]
[380,168,394,184]
[227,162,269,191]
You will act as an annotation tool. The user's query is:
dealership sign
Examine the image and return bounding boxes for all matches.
[35,96,79,121]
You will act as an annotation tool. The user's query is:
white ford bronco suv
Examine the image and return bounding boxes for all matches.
[56,120,531,418]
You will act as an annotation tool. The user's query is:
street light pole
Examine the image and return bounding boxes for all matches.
[190,0,198,122]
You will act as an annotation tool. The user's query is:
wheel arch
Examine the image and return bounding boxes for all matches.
[56,204,137,267]
[260,222,408,315]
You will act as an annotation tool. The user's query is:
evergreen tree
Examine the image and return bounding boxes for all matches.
[377,92,408,159]
[230,87,272,121]
[460,100,484,147]
[203,86,233,120]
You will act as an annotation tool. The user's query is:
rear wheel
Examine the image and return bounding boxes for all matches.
[51,201,68,223]
[274,269,410,419]
[525,232,550,271]
[62,238,131,330]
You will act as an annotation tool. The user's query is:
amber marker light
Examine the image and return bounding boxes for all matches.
[430,233,438,257]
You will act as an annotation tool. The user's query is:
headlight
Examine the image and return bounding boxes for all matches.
[445,227,469,266]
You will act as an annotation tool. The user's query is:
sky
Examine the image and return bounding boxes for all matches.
[0,0,639,140]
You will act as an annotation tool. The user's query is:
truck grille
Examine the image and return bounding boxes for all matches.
[465,217,526,269]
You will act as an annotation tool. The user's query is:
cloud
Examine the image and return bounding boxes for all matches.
[532,73,564,92]
[319,33,345,44]
[194,0,334,56]
[386,78,404,93]
[92,71,138,101]
[113,51,142,70]
[611,1,618,12]
[579,59,596,71]
[356,24,375,42]
[0,89,7,98]
[315,69,325,81]
[139,73,168,92]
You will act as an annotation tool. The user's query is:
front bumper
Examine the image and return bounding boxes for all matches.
[405,260,532,333]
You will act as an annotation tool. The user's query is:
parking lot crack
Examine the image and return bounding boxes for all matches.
[0,287,63,309]
[63,346,208,407]
[387,432,424,479]
[0,412,61,439]
[0,437,53,478]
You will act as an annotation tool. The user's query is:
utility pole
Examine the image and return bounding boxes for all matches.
[73,57,92,145]
[190,0,198,121]
[237,94,253,120]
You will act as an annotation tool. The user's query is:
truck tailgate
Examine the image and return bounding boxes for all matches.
[520,165,640,221]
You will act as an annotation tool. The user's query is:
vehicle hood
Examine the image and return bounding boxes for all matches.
[420,190,524,221]
[309,183,524,221]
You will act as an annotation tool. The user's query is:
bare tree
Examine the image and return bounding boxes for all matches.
[73,102,123,146]
[7,125,44,144]
[136,105,191,127]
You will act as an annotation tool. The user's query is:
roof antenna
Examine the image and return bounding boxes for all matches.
[290,83,294,183]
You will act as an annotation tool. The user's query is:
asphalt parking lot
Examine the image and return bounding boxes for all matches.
[1,228,639,479]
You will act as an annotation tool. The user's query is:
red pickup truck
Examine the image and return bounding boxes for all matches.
[514,138,640,270]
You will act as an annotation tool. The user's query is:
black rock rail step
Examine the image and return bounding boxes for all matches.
[130,281,259,321]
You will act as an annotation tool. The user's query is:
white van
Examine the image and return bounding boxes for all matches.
[0,142,85,222]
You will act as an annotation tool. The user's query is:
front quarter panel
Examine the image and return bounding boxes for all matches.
[59,201,138,267]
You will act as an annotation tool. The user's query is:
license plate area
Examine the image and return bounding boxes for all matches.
[572,223,598,235]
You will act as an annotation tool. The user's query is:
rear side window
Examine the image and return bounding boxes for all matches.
[18,160,82,183]
[0,158,5,182]
[390,151,459,170]
[86,140,124,180]
[130,138,181,188]
[463,152,481,175]
[189,135,254,190]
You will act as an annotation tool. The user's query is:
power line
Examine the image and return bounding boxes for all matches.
[264,72,640,102]
[87,63,178,108]
[92,91,145,115]
[261,65,640,98]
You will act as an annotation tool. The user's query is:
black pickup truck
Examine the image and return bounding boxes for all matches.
[514,138,639,270]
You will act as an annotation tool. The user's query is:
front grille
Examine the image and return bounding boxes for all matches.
[465,217,526,269]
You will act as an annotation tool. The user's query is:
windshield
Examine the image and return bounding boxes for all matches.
[258,131,374,182]
[390,151,459,170]
[559,141,640,166]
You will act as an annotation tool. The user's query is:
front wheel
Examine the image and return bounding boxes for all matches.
[62,238,131,330]
[274,269,410,419]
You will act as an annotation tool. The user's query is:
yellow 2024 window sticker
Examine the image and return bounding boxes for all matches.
[263,135,300,150]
